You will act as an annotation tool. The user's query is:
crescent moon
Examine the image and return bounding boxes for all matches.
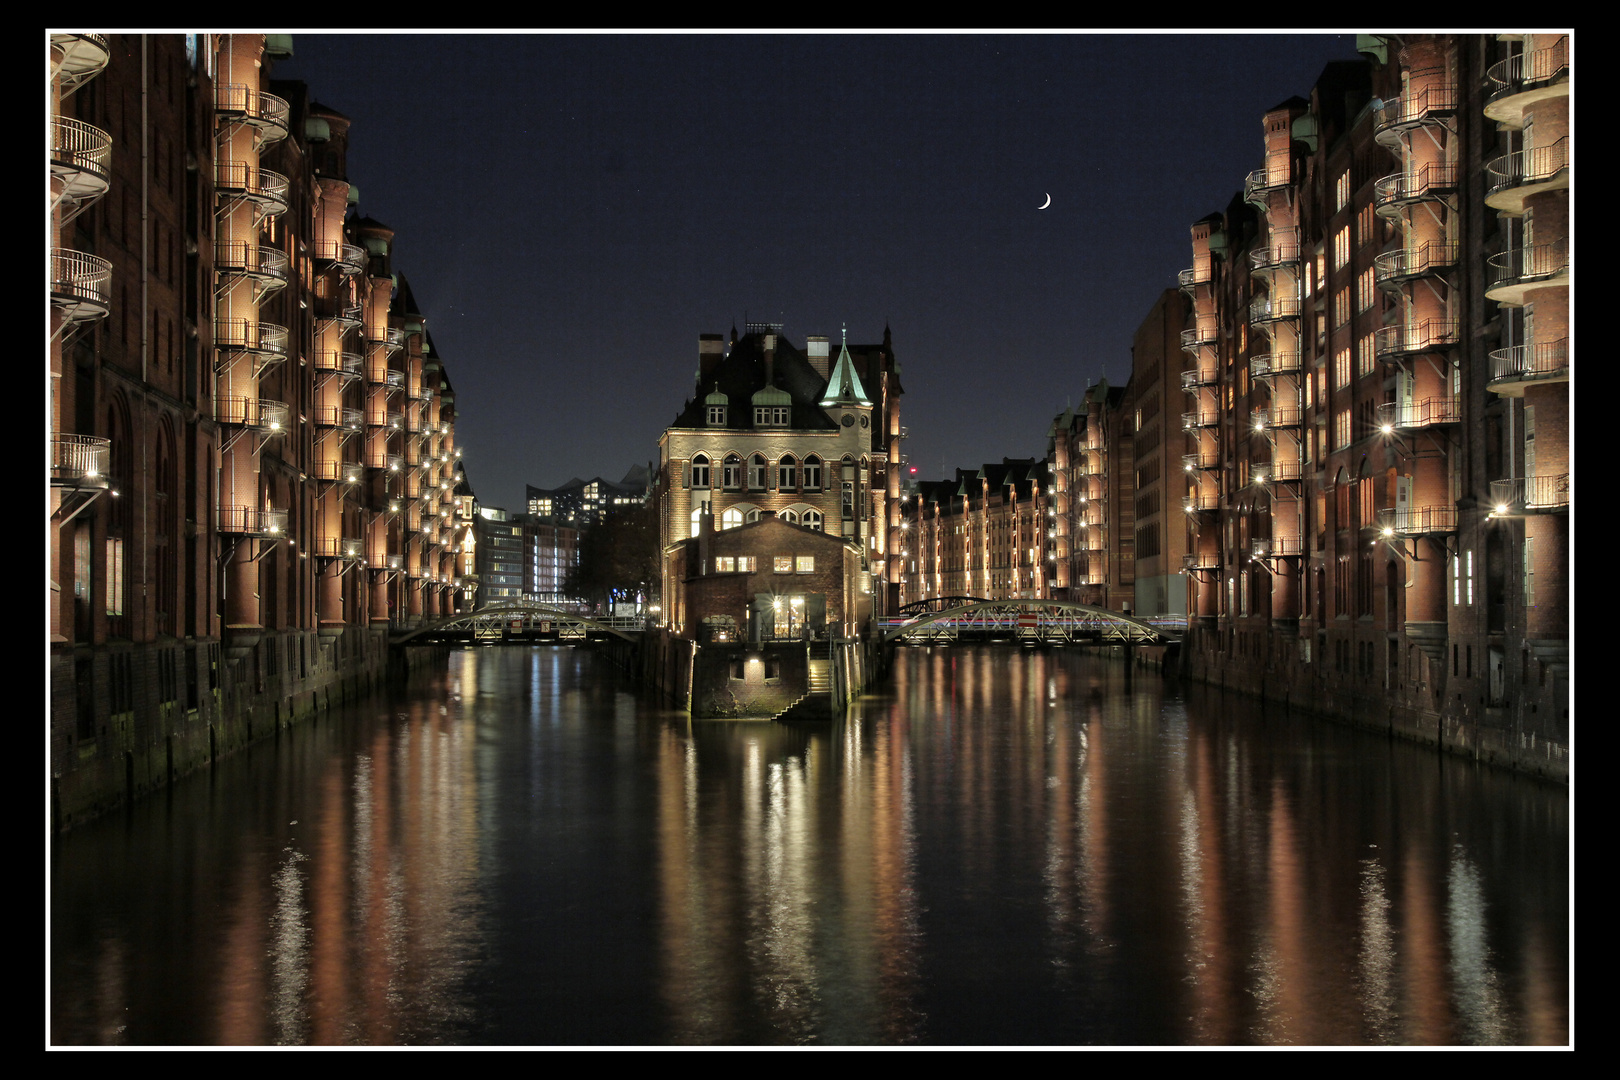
[1038,192,1051,209]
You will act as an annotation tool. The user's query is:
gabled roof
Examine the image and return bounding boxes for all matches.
[671,331,839,432]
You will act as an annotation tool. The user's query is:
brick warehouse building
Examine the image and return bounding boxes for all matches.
[48,34,479,826]
[1174,34,1569,778]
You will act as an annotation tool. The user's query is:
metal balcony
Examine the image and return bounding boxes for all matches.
[218,506,290,537]
[1373,161,1460,217]
[368,367,406,391]
[1377,397,1461,431]
[315,348,363,382]
[1178,263,1212,293]
[1249,289,1302,325]
[1243,165,1292,207]
[1485,239,1569,305]
[1250,352,1303,380]
[215,239,289,296]
[368,325,407,355]
[311,460,364,484]
[1375,319,1460,361]
[215,84,291,146]
[1183,493,1221,514]
[214,160,290,219]
[51,434,110,489]
[1182,552,1221,573]
[1484,37,1570,123]
[215,396,289,434]
[50,33,111,96]
[1182,409,1219,431]
[1248,234,1302,275]
[1488,338,1569,392]
[1251,535,1304,558]
[1376,505,1457,536]
[1181,367,1218,391]
[1252,403,1303,431]
[312,239,368,277]
[1373,82,1458,146]
[1485,137,1569,214]
[1375,240,1459,289]
[1182,450,1220,472]
[313,537,366,560]
[1489,474,1570,515]
[215,319,290,372]
[1180,324,1218,351]
[317,301,364,329]
[51,248,111,325]
[49,116,111,219]
[314,406,364,431]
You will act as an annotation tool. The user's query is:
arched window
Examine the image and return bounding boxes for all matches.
[802,509,823,532]
[723,453,742,491]
[779,508,799,525]
[803,455,822,491]
[749,453,767,490]
[721,507,743,530]
[778,455,797,490]
[745,507,762,524]
[690,454,710,489]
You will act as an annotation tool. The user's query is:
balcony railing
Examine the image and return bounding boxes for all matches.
[1377,397,1461,430]
[1181,367,1218,391]
[313,537,366,560]
[50,32,111,94]
[215,319,290,372]
[1488,338,1569,386]
[315,348,364,380]
[317,301,364,328]
[1249,290,1302,324]
[1251,535,1305,558]
[368,325,407,352]
[312,239,368,277]
[1182,450,1220,472]
[1183,493,1221,514]
[49,116,112,206]
[1182,552,1221,573]
[1374,82,1458,143]
[1375,319,1460,360]
[1489,474,1570,513]
[1485,37,1569,118]
[214,160,290,217]
[1182,410,1219,431]
[219,506,290,537]
[1248,232,1302,273]
[1485,137,1569,211]
[51,433,110,487]
[1253,403,1303,430]
[1486,239,1569,303]
[313,406,363,430]
[310,459,364,484]
[1243,165,1292,206]
[214,396,289,433]
[51,248,112,323]
[1256,458,1306,483]
[215,84,291,144]
[1180,323,1219,351]
[1377,505,1457,535]
[1178,263,1212,292]
[1373,161,1460,215]
[215,239,290,290]
[1250,352,1303,379]
[1374,240,1459,287]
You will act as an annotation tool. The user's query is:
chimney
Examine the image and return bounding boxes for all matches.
[807,336,829,381]
[763,334,776,387]
[699,334,724,380]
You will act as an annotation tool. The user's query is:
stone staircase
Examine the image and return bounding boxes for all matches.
[774,642,834,722]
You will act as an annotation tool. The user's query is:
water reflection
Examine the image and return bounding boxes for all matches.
[49,645,1568,1046]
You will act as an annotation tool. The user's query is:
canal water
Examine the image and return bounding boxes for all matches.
[49,645,1570,1046]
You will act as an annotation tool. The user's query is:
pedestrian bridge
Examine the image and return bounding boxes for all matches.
[391,601,645,645]
[881,599,1181,646]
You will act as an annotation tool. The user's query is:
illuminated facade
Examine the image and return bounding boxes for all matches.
[655,324,902,634]
[902,460,1053,605]
[1175,34,1569,776]
[48,33,478,826]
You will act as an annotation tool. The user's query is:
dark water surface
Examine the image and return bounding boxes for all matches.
[49,645,1570,1046]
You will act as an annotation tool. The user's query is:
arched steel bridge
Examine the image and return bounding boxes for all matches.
[391,601,645,645]
[881,599,1179,646]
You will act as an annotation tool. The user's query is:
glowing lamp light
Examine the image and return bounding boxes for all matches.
[1381,423,1394,435]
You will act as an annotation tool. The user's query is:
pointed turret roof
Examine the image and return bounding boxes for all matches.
[818,329,873,407]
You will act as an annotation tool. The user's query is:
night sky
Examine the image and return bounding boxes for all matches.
[269,33,1361,512]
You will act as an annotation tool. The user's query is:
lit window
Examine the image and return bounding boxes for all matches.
[796,555,815,573]
[774,556,793,573]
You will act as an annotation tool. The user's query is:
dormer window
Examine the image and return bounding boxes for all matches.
[755,406,790,427]
[707,404,727,426]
